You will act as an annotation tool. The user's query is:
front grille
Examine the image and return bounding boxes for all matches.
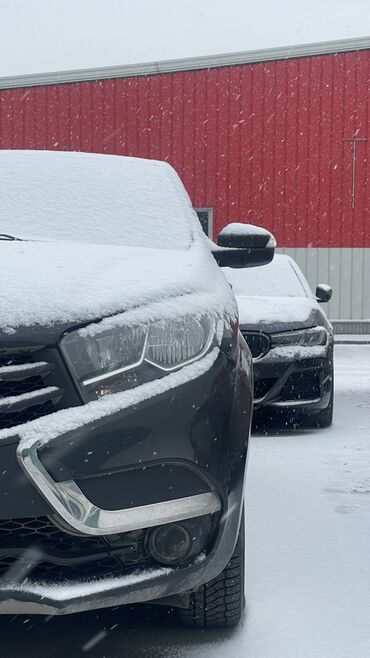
[242,331,271,359]
[0,516,150,582]
[0,348,63,431]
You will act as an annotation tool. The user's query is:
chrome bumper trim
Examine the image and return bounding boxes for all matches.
[267,397,322,408]
[17,440,221,536]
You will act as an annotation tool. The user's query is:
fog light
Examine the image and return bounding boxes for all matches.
[148,523,192,566]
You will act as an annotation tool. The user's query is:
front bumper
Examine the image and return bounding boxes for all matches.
[252,343,333,411]
[0,346,252,614]
[0,484,243,615]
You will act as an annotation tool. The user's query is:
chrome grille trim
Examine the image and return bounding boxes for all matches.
[0,362,53,381]
[0,387,62,412]
[0,345,65,430]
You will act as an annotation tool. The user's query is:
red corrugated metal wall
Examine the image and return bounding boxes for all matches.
[1,49,370,247]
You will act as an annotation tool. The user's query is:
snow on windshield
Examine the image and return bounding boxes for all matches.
[223,255,309,298]
[0,150,194,249]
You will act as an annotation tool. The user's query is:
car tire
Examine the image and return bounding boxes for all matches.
[307,388,334,428]
[178,509,245,629]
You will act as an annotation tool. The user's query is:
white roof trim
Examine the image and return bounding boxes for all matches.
[1,36,370,90]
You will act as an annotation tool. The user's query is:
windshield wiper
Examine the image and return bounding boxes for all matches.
[0,234,25,241]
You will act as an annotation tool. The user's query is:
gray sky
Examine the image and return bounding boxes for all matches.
[1,0,370,77]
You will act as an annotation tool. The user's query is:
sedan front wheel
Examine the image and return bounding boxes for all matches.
[178,509,245,628]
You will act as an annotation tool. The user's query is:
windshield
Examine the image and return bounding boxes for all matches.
[224,255,308,298]
[0,150,194,250]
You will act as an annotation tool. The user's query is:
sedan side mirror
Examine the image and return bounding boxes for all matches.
[316,284,332,303]
[212,222,276,268]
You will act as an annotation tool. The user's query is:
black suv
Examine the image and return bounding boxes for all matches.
[0,150,275,627]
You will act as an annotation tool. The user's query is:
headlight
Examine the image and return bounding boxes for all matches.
[271,326,328,347]
[61,315,214,401]
[145,315,213,371]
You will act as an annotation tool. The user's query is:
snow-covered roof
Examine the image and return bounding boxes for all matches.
[0,150,237,330]
[0,150,195,249]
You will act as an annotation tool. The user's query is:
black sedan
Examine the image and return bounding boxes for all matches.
[225,254,334,428]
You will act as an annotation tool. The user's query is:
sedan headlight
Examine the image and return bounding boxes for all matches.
[271,326,328,347]
[61,315,214,401]
[145,316,213,371]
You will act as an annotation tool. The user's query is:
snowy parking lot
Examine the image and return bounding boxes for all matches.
[1,344,369,658]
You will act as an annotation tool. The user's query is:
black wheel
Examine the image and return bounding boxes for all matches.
[178,509,245,628]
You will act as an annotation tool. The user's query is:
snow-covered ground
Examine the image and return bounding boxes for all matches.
[241,344,370,658]
[1,344,369,657]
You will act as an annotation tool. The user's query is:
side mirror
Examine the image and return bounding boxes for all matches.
[211,222,276,268]
[316,283,332,303]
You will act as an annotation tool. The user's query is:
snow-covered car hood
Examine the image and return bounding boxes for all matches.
[237,295,329,333]
[0,240,235,338]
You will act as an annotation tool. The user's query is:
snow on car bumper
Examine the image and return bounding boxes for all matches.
[252,343,333,410]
